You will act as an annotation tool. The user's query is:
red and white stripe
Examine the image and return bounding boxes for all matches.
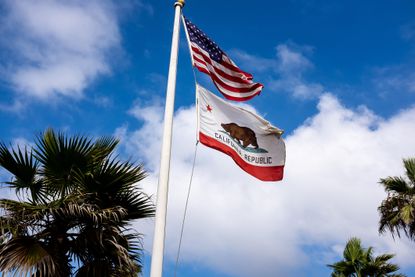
[190,42,263,101]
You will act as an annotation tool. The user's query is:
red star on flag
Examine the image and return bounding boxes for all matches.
[206,104,212,112]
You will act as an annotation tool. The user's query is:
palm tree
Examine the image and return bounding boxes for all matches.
[378,158,415,240]
[0,129,155,276]
[328,237,405,277]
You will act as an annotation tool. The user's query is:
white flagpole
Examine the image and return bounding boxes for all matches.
[150,1,184,277]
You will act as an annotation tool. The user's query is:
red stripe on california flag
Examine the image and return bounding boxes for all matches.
[199,132,284,181]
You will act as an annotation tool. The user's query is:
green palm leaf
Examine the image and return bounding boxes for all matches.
[403,158,415,185]
[0,236,61,276]
[0,143,44,202]
[0,129,154,275]
[378,157,415,240]
[328,237,405,277]
[380,177,411,194]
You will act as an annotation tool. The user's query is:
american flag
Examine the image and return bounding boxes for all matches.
[183,17,263,101]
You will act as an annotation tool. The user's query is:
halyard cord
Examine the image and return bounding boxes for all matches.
[174,15,201,275]
[174,140,199,277]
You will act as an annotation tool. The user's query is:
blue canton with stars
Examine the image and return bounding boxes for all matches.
[184,17,224,63]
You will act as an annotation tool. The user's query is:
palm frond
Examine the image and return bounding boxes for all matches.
[34,129,97,198]
[398,204,414,225]
[0,128,153,275]
[378,158,415,241]
[0,143,43,202]
[343,237,363,262]
[403,158,415,186]
[0,236,58,276]
[90,136,119,163]
[53,203,128,226]
[327,260,354,276]
[71,225,142,275]
[72,158,154,221]
[378,180,415,240]
[75,261,114,277]
[114,191,155,221]
[380,176,412,194]
[378,197,405,238]
[0,199,52,229]
[79,158,147,193]
[328,237,405,277]
[373,253,395,263]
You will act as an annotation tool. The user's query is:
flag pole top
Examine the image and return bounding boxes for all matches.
[174,0,185,8]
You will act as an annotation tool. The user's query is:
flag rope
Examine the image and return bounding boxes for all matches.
[182,14,203,144]
[174,140,199,277]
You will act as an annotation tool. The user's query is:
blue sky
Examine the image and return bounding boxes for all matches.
[1,0,415,276]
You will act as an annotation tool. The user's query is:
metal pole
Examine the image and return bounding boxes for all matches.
[150,1,184,277]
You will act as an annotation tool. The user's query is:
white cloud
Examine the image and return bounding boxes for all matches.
[0,0,121,100]
[276,44,313,74]
[271,43,324,99]
[230,49,276,73]
[121,94,415,276]
[372,65,415,95]
[92,95,113,108]
[231,42,325,100]
[0,99,25,113]
[10,137,34,150]
[124,100,165,170]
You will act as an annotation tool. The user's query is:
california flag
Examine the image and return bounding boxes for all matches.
[197,84,286,181]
